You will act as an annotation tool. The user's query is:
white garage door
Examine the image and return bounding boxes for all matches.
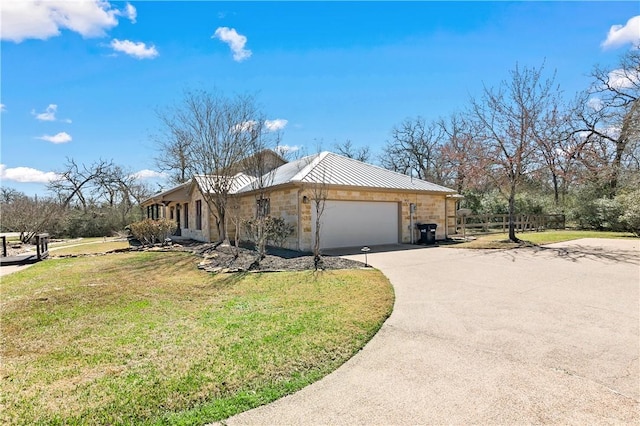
[312,200,399,249]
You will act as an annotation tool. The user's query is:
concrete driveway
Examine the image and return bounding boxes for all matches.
[223,238,639,425]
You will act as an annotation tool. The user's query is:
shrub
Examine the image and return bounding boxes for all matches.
[265,217,295,247]
[243,216,295,258]
[616,189,640,236]
[570,195,623,231]
[461,190,549,215]
[129,218,177,245]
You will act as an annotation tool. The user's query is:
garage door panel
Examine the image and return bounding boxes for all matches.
[312,200,399,249]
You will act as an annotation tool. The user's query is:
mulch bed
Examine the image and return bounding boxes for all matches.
[4,238,366,273]
[128,239,366,273]
[177,240,366,273]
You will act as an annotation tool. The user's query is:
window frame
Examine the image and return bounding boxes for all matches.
[195,200,202,230]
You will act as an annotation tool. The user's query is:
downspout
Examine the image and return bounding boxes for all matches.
[409,202,415,244]
[297,187,303,251]
[444,195,448,239]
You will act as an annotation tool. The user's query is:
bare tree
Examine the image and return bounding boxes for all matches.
[573,47,640,197]
[153,118,192,185]
[94,165,154,225]
[0,191,63,243]
[333,139,370,162]
[468,63,559,242]
[439,113,490,193]
[156,88,264,242]
[380,117,446,183]
[0,187,22,204]
[307,155,330,270]
[240,121,283,263]
[530,101,581,206]
[48,158,116,211]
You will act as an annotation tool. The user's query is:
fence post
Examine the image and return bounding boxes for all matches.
[35,234,49,260]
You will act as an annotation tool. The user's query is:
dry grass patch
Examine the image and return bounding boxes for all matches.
[49,240,129,256]
[0,252,393,425]
[450,230,636,249]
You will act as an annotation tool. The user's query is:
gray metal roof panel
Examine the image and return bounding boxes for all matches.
[212,152,456,195]
[299,152,455,193]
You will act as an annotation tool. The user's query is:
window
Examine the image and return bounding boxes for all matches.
[256,198,270,218]
[151,204,159,220]
[183,203,189,229]
[170,207,174,220]
[195,200,202,230]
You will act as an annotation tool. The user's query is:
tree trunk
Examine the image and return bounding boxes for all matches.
[508,184,519,242]
[607,139,625,198]
[552,173,559,206]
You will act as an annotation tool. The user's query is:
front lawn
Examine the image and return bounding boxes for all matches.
[0,252,394,425]
[451,229,636,249]
[49,240,130,256]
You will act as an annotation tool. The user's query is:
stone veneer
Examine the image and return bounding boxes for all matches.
[296,187,451,251]
[168,184,455,251]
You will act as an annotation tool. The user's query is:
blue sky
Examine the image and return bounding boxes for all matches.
[1,1,639,196]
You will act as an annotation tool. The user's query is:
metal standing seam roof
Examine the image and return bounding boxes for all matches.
[235,151,456,194]
[141,181,191,205]
[147,152,457,201]
[195,173,257,194]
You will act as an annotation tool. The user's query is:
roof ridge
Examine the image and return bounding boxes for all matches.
[290,152,328,182]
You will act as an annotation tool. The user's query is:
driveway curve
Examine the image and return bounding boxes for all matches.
[223,238,639,425]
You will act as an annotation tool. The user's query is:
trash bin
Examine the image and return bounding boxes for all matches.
[416,223,438,245]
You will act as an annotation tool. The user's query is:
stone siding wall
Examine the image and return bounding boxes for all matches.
[226,188,301,249]
[297,187,449,251]
[172,184,451,250]
[181,188,210,242]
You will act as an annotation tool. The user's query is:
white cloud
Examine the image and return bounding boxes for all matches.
[265,119,288,132]
[0,104,6,112]
[587,97,604,112]
[37,132,72,144]
[32,104,58,121]
[0,164,61,183]
[578,126,621,141]
[31,104,72,122]
[601,15,640,49]
[607,68,640,89]
[601,125,621,140]
[213,27,252,61]
[123,3,137,23]
[0,0,135,42]
[234,119,288,134]
[110,39,159,59]
[130,169,166,180]
[275,145,300,156]
[232,120,258,134]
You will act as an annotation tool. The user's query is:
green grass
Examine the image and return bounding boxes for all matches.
[0,252,394,425]
[451,229,636,249]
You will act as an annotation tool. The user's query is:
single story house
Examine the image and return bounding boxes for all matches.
[142,151,461,251]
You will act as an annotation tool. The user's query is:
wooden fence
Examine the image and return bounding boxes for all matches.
[0,233,49,260]
[451,214,565,236]
[36,234,50,260]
